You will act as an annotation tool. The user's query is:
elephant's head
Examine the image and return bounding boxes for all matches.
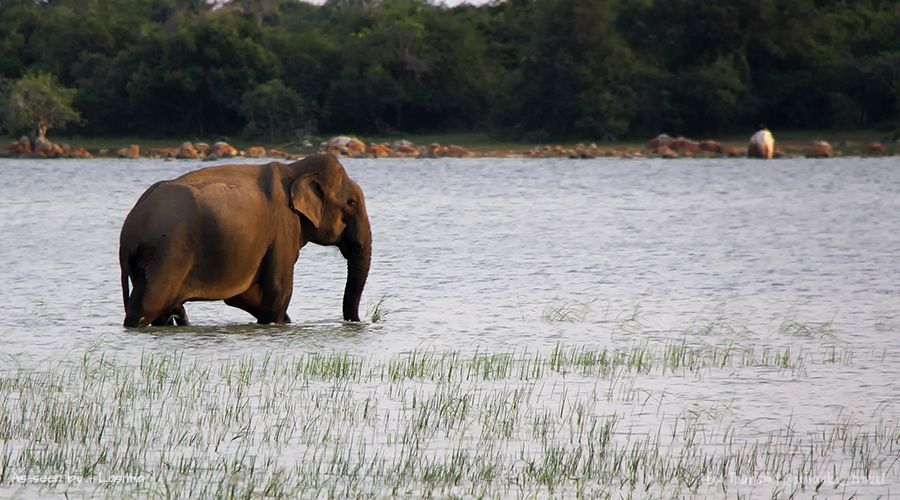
[289,154,372,321]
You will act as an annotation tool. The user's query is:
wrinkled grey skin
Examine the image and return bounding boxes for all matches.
[119,154,371,327]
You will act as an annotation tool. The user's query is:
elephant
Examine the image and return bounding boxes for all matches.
[119,153,371,327]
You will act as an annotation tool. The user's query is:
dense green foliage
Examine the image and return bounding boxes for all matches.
[0,0,897,140]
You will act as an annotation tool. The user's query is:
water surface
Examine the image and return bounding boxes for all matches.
[0,156,897,496]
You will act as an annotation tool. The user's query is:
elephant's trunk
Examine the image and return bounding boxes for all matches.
[341,224,371,322]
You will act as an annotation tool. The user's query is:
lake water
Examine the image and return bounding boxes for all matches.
[0,156,898,496]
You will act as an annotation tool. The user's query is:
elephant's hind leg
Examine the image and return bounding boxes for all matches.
[150,305,190,326]
[225,284,291,324]
[124,267,190,328]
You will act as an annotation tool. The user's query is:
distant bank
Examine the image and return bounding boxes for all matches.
[2,131,896,160]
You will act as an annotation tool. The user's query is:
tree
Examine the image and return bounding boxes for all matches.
[240,79,307,141]
[2,72,80,141]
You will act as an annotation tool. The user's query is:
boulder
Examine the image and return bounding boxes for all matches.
[426,143,444,157]
[571,143,595,159]
[176,142,200,159]
[267,149,289,158]
[366,144,391,158]
[17,136,33,155]
[32,137,53,156]
[117,144,140,159]
[659,146,677,158]
[346,139,366,156]
[748,129,775,159]
[647,133,672,150]
[147,147,178,159]
[1,137,33,156]
[33,137,64,158]
[649,142,676,157]
[391,144,420,158]
[807,141,834,158]
[868,142,886,155]
[325,136,366,156]
[390,139,413,150]
[443,145,471,158]
[209,141,238,158]
[70,148,93,159]
[195,143,210,156]
[246,146,266,158]
[698,140,723,154]
[725,147,745,158]
[670,137,700,155]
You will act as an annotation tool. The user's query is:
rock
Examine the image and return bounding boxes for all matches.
[670,137,699,155]
[2,137,32,156]
[117,144,140,159]
[203,153,220,162]
[647,133,672,150]
[209,141,238,158]
[366,144,391,158]
[807,141,834,158]
[32,137,54,157]
[390,139,413,150]
[246,146,266,158]
[147,147,178,159]
[698,140,723,154]
[572,143,595,158]
[660,146,677,159]
[423,144,472,158]
[748,129,775,159]
[176,142,200,159]
[868,142,886,155]
[649,142,676,157]
[195,143,210,156]
[98,149,110,156]
[70,148,93,159]
[725,147,745,158]
[17,136,33,155]
[267,149,289,159]
[346,139,366,156]
[325,136,366,156]
[443,145,471,158]
[391,144,421,158]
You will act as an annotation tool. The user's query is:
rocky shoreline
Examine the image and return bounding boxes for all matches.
[1,134,894,161]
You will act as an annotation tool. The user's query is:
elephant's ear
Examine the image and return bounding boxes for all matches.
[290,174,324,228]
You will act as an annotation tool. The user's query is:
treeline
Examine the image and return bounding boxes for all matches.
[1,0,898,141]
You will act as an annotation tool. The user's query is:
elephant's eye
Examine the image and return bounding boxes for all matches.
[347,198,357,207]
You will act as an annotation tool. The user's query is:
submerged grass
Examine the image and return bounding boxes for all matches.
[540,299,594,323]
[367,295,391,324]
[0,337,894,498]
